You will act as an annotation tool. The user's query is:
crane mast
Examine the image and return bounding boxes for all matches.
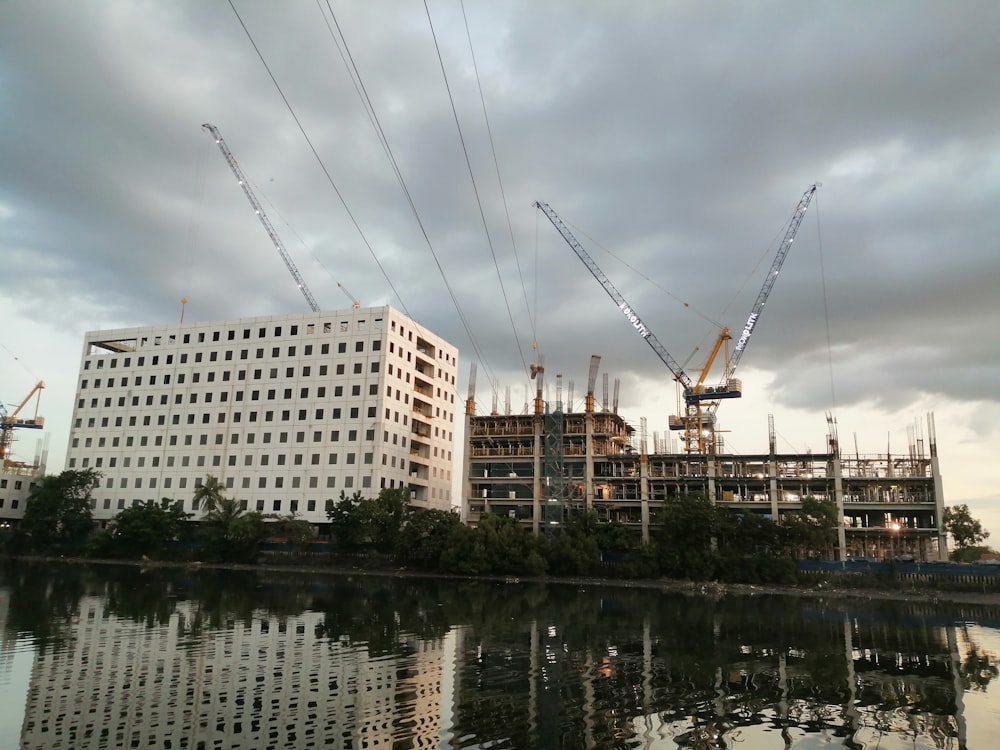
[202,123,321,313]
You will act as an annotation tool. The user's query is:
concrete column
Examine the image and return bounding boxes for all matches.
[584,412,595,511]
[640,455,650,544]
[532,415,542,534]
[932,455,948,561]
[768,456,780,520]
[832,456,847,561]
[461,412,473,524]
[706,455,717,503]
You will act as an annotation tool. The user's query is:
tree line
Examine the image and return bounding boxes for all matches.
[3,469,992,581]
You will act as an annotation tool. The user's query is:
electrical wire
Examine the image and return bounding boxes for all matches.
[227,0,410,317]
[460,0,538,356]
[815,192,837,414]
[314,0,501,396]
[423,0,531,381]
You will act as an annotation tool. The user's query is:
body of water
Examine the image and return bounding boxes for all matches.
[0,560,998,749]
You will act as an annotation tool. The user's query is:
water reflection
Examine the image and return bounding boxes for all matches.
[0,561,997,749]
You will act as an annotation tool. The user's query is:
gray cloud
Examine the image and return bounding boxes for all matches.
[3,0,999,433]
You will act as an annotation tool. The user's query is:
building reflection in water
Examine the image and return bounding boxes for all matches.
[4,565,999,750]
[21,595,453,749]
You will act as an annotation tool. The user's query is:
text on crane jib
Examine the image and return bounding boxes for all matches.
[618,303,651,339]
[735,313,759,351]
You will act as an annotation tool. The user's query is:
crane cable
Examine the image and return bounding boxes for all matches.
[314,0,501,396]
[226,0,410,317]
[252,179,358,305]
[557,214,723,371]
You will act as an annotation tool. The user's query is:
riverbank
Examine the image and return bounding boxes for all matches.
[9,554,1000,608]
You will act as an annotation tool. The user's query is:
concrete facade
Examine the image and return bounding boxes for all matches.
[63,306,458,524]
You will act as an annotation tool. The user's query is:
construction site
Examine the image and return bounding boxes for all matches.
[461,358,947,562]
[0,381,48,522]
[0,149,952,563]
[463,187,949,563]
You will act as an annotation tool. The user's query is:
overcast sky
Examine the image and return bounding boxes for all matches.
[2,1,998,540]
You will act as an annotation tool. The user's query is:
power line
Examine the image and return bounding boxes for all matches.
[226,0,410,317]
[815,192,837,414]
[460,0,538,355]
[314,0,502,396]
[423,0,531,381]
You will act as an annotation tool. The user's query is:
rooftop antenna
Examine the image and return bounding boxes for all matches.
[180,297,188,324]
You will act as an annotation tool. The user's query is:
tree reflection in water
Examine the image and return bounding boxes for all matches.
[0,561,997,749]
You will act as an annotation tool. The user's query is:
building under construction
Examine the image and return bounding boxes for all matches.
[0,381,48,522]
[462,359,948,563]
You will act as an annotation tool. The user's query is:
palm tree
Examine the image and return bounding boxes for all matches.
[193,475,225,514]
[201,496,265,563]
[203,496,244,534]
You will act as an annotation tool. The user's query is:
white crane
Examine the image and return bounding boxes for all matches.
[202,123,320,312]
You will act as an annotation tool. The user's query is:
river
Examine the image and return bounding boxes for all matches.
[0,560,997,749]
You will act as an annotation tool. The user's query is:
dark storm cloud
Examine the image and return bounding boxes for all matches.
[2,0,999,420]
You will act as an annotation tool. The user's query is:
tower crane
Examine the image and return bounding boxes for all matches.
[534,202,732,452]
[705,184,819,425]
[337,282,361,309]
[202,123,321,312]
[536,186,814,453]
[1,381,45,469]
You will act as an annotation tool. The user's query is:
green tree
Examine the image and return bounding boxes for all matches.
[200,496,266,563]
[654,492,720,581]
[439,523,490,575]
[474,513,547,576]
[17,469,99,553]
[327,491,367,551]
[109,499,191,559]
[783,497,839,559]
[950,544,996,564]
[944,504,990,555]
[545,511,602,576]
[193,475,226,513]
[398,508,462,570]
[270,512,316,553]
[362,488,408,552]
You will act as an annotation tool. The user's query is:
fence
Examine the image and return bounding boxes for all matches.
[798,559,1000,592]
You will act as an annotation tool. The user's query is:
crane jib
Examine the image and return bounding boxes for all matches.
[618,303,651,338]
[734,312,758,351]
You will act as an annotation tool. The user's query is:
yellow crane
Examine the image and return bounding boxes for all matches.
[1,380,45,470]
